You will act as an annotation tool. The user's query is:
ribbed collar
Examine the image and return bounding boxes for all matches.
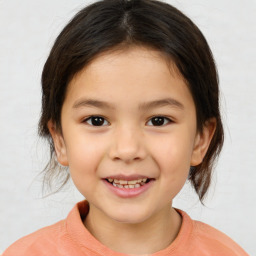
[66,200,193,256]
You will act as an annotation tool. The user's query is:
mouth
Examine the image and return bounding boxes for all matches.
[105,177,152,189]
[103,175,155,198]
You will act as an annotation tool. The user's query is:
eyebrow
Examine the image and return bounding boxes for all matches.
[73,97,184,111]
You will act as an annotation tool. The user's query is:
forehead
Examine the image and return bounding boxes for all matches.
[65,46,194,111]
[81,46,182,81]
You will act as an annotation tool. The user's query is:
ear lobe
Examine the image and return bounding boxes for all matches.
[190,118,216,166]
[47,120,69,166]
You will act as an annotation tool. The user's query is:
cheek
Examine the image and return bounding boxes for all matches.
[65,134,106,178]
[65,137,106,198]
[156,140,191,199]
[156,135,193,164]
[153,132,194,182]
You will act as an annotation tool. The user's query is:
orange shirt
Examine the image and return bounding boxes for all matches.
[3,200,248,256]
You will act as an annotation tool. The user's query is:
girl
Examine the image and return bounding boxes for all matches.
[3,0,249,255]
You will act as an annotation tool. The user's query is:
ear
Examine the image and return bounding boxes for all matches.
[190,118,216,166]
[47,120,69,166]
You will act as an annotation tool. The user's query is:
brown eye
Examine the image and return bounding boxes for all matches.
[147,116,171,126]
[84,116,108,126]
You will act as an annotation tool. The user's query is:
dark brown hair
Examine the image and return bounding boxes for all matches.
[39,0,224,201]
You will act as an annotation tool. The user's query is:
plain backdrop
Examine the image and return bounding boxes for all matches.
[0,0,255,254]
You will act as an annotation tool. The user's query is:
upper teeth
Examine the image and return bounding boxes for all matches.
[107,178,147,185]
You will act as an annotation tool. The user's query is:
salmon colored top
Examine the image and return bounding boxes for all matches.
[3,200,248,256]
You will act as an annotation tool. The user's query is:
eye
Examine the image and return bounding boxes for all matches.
[83,115,172,127]
[147,116,172,126]
[83,116,109,126]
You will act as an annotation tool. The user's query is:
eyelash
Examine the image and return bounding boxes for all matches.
[83,115,173,127]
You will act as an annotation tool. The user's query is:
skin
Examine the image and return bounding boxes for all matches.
[48,46,216,254]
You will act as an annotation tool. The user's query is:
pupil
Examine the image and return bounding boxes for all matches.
[152,117,164,126]
[92,117,104,126]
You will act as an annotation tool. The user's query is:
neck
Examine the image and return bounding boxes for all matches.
[84,204,182,254]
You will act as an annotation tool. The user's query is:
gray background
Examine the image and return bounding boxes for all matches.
[0,0,255,254]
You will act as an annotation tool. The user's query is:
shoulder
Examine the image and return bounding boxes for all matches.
[189,214,248,255]
[3,220,66,256]
[174,209,249,256]
[2,201,89,256]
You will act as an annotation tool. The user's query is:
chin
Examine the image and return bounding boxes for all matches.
[108,208,152,225]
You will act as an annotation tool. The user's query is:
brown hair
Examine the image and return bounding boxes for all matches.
[39,0,224,202]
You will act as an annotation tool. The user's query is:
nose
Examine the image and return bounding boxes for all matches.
[108,125,147,163]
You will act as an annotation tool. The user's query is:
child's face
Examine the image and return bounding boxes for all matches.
[50,46,214,224]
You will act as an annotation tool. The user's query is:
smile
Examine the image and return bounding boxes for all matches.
[103,176,154,198]
[106,178,149,189]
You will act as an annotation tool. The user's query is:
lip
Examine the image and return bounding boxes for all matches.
[102,178,154,198]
